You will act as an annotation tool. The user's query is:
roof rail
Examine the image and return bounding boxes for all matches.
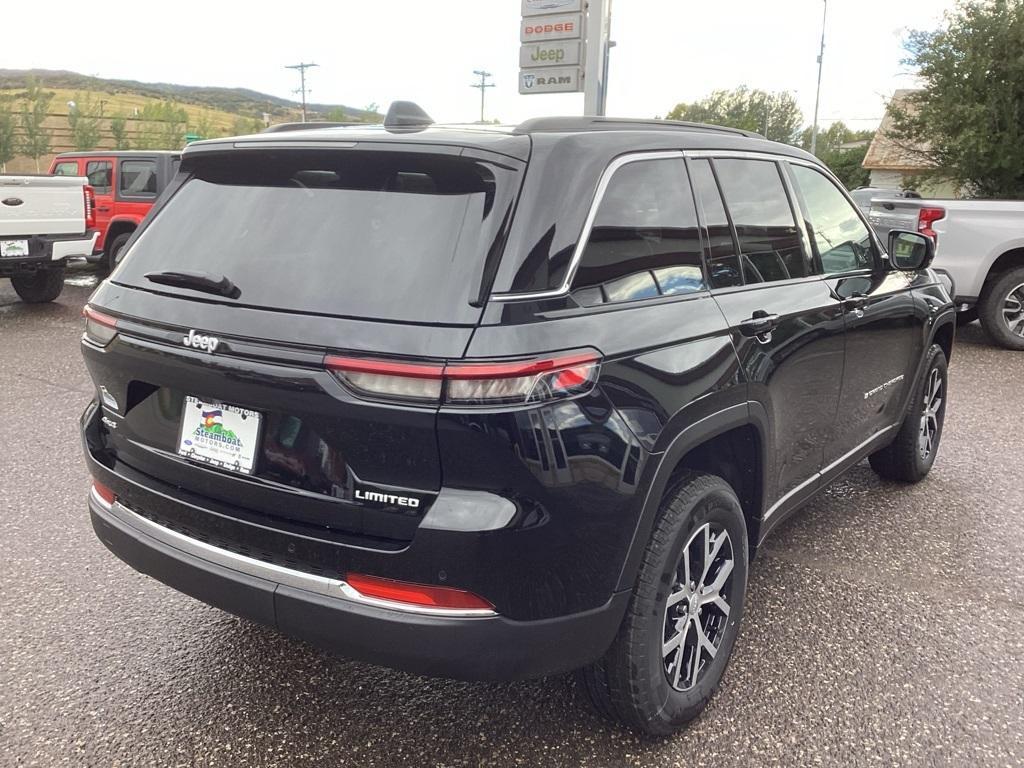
[512,116,762,139]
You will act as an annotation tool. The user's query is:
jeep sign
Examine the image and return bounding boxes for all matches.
[518,67,582,94]
[519,41,581,68]
[521,0,582,16]
[520,13,582,42]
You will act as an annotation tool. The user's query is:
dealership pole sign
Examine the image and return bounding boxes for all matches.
[519,0,584,95]
[519,0,611,115]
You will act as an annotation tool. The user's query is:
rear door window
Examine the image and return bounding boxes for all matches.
[113,149,519,324]
[85,160,113,195]
[713,158,813,284]
[689,159,742,289]
[570,157,705,307]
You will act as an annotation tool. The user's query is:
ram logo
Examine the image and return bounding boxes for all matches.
[354,488,421,508]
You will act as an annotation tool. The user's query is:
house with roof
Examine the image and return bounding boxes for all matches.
[862,89,958,197]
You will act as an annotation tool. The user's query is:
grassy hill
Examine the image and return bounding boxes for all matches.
[0,69,380,172]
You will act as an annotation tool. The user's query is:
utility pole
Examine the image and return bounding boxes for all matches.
[286,62,318,122]
[470,70,495,123]
[810,0,827,155]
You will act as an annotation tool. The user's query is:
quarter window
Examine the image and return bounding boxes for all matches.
[790,164,875,273]
[713,158,813,284]
[85,160,113,195]
[119,160,158,197]
[571,158,706,306]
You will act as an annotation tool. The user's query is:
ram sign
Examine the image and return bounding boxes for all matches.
[518,67,582,94]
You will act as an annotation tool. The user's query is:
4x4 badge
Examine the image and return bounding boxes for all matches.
[183,329,220,353]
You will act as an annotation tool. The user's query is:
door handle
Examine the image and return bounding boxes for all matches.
[739,311,780,341]
[97,206,111,212]
[843,294,868,316]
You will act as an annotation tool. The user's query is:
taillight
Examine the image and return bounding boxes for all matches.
[324,350,601,406]
[345,573,494,612]
[92,480,116,506]
[324,356,444,403]
[445,352,600,405]
[84,185,96,230]
[917,206,945,242]
[82,304,118,346]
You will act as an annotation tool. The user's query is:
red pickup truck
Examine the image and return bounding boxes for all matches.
[49,150,180,269]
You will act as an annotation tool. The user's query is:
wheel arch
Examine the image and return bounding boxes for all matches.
[981,246,1024,297]
[615,403,769,593]
[104,217,141,251]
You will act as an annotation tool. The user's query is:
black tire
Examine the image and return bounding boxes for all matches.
[582,471,748,735]
[869,344,948,483]
[978,265,1024,350]
[105,233,131,271]
[956,307,978,327]
[10,268,65,303]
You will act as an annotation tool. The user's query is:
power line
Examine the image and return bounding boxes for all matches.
[470,70,495,123]
[285,62,318,123]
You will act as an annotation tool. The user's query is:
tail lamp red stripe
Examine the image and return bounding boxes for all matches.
[444,352,599,379]
[83,305,118,328]
[324,356,444,378]
[345,573,494,611]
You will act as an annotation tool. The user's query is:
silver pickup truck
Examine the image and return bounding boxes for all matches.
[869,198,1024,350]
[1,174,99,303]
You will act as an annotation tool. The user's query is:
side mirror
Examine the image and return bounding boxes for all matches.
[887,229,935,271]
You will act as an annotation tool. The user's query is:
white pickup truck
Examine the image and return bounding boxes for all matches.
[869,198,1024,350]
[0,174,99,303]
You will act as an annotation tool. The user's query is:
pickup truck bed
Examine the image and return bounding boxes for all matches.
[1,174,98,302]
[869,197,1024,350]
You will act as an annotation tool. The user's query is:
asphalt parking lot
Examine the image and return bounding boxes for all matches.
[1,269,1022,768]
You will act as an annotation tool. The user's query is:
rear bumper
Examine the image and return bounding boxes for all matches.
[89,488,628,680]
[0,231,98,275]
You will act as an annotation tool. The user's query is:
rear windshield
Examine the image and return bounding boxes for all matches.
[113,149,518,324]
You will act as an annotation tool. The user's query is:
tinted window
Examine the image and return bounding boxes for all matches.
[119,159,158,197]
[571,158,705,306]
[690,159,741,289]
[112,150,516,324]
[791,165,874,273]
[714,159,812,283]
[52,161,79,176]
[85,160,112,195]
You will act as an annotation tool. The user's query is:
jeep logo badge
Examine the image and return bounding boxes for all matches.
[183,329,220,353]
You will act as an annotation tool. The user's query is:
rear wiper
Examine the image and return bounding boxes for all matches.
[144,270,240,299]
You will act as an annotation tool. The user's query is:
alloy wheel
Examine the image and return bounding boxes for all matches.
[918,367,943,460]
[662,523,734,692]
[1002,283,1024,338]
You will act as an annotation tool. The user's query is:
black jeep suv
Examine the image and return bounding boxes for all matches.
[81,105,955,735]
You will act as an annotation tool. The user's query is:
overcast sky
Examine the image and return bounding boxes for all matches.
[6,0,957,129]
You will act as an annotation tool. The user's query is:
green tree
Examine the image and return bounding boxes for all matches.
[666,86,803,144]
[190,111,216,140]
[326,107,349,122]
[798,121,874,188]
[890,0,1024,198]
[67,92,102,151]
[19,78,52,172]
[230,115,263,135]
[109,112,131,150]
[0,96,17,172]
[137,101,188,149]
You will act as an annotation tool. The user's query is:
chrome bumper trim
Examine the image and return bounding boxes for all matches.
[89,487,496,618]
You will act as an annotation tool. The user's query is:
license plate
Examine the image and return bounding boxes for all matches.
[0,239,29,258]
[177,396,261,475]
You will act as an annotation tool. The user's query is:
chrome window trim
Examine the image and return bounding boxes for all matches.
[489,150,685,303]
[90,487,496,618]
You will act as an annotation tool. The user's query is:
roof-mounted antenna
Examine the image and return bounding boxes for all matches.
[384,101,434,130]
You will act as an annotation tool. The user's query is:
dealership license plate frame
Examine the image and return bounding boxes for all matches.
[0,239,30,258]
[176,396,262,476]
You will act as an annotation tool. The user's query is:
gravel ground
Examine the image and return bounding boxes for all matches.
[1,269,1021,767]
